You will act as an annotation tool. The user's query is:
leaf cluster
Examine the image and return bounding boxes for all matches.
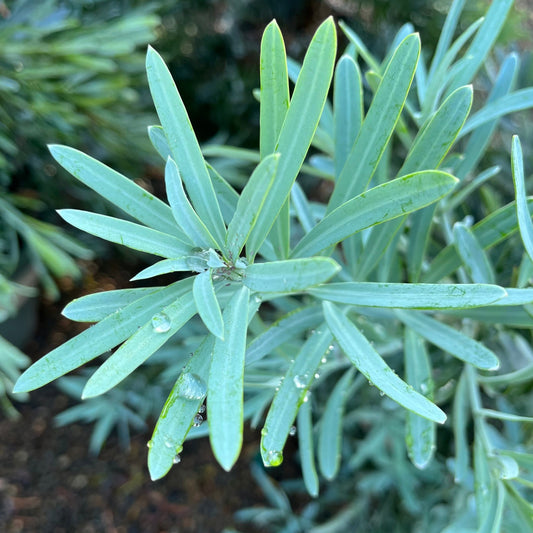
[13,0,533,529]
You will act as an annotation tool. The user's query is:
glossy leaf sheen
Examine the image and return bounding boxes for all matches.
[324,302,446,423]
[208,287,249,471]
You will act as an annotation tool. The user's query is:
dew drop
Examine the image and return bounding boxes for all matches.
[146,440,154,449]
[151,312,172,333]
[379,390,385,397]
[321,357,328,364]
[178,373,207,400]
[293,374,307,389]
[164,440,173,448]
[303,391,311,403]
[261,427,268,437]
[265,450,283,466]
[289,426,297,437]
[198,404,206,414]
[193,414,203,427]
[314,372,320,380]
[173,454,181,464]
[420,382,429,395]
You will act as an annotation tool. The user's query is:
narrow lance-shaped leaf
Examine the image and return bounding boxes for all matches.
[226,154,279,260]
[292,171,458,258]
[48,145,186,239]
[246,305,324,365]
[423,198,533,283]
[290,182,315,234]
[193,270,224,340]
[426,0,466,82]
[81,290,197,398]
[165,157,220,250]
[318,367,355,479]
[260,20,289,158]
[147,125,171,161]
[62,288,162,322]
[444,0,513,97]
[243,257,340,293]
[334,54,363,178]
[459,88,533,139]
[13,279,194,393]
[261,326,333,467]
[328,33,420,210]
[323,302,446,423]
[511,136,533,264]
[404,329,436,469]
[297,399,319,497]
[148,336,213,480]
[453,221,495,284]
[258,20,290,261]
[58,209,192,258]
[453,370,470,484]
[131,256,208,281]
[456,53,518,180]
[308,282,506,309]
[404,85,473,282]
[395,309,499,370]
[423,11,481,118]
[208,286,250,471]
[146,46,226,245]
[474,438,504,532]
[246,18,337,259]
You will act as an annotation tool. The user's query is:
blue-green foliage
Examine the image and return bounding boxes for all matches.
[13,1,533,529]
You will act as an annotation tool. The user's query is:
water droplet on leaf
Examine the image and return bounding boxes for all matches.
[146,440,153,448]
[198,404,206,414]
[173,454,181,464]
[289,426,297,436]
[179,373,207,400]
[193,414,203,427]
[293,374,307,389]
[151,312,172,333]
[265,450,283,466]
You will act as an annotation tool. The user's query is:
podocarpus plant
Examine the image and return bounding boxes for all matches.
[14,0,533,528]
